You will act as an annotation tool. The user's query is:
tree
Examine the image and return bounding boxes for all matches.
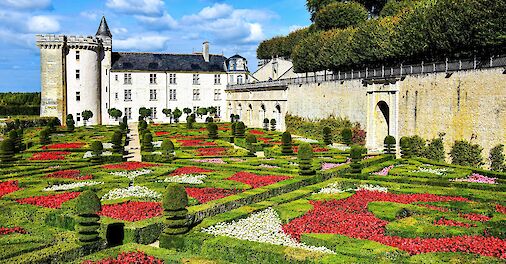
[270,119,277,131]
[350,145,366,173]
[246,134,257,156]
[298,143,315,175]
[0,138,16,163]
[281,132,293,155]
[90,141,103,164]
[341,128,352,145]
[139,107,152,121]
[450,140,484,167]
[47,117,59,133]
[74,191,101,245]
[183,108,192,117]
[208,107,217,117]
[207,123,218,139]
[173,108,182,123]
[108,108,122,122]
[161,139,175,162]
[423,136,445,162]
[40,128,51,146]
[323,127,332,145]
[205,116,214,123]
[383,135,396,155]
[489,144,505,172]
[230,114,236,123]
[142,132,154,152]
[159,183,191,250]
[186,114,195,129]
[66,114,75,132]
[314,2,368,31]
[234,114,240,121]
[8,130,19,153]
[162,109,173,124]
[196,107,208,119]
[138,120,148,132]
[235,122,245,138]
[82,110,93,126]
[111,130,123,154]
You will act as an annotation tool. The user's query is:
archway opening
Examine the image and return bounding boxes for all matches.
[106,223,124,247]
[374,101,390,148]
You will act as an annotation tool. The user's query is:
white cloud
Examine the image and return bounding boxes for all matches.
[136,12,177,30]
[80,11,100,20]
[197,3,233,20]
[106,0,165,16]
[0,0,52,10]
[26,16,60,33]
[114,35,170,51]
[112,27,128,36]
[243,23,265,43]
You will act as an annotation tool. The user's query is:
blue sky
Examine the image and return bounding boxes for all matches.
[0,0,310,92]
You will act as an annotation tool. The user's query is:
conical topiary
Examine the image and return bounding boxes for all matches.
[111,130,123,154]
[207,123,218,139]
[246,134,257,156]
[159,183,191,250]
[74,191,101,244]
[400,136,411,158]
[142,132,154,152]
[281,132,293,155]
[270,119,277,131]
[0,138,16,163]
[235,122,245,138]
[161,139,175,162]
[384,135,396,155]
[263,118,269,130]
[350,145,365,174]
[341,128,352,145]
[323,127,332,146]
[298,143,315,175]
[90,141,103,164]
[40,128,51,146]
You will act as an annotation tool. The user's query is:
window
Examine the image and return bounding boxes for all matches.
[124,107,132,120]
[193,106,199,113]
[230,75,234,84]
[150,107,157,119]
[193,74,200,85]
[237,75,243,84]
[124,73,132,85]
[150,74,157,84]
[76,113,81,122]
[115,92,119,100]
[149,89,157,101]
[76,51,80,61]
[169,73,176,84]
[214,74,221,85]
[105,86,108,92]
[214,89,221,101]
[217,106,221,117]
[76,92,81,101]
[115,75,119,81]
[76,70,80,80]
[106,69,108,75]
[169,89,177,101]
[193,89,200,101]
[124,89,132,101]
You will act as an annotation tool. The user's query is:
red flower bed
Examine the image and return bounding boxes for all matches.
[496,204,506,214]
[292,146,329,153]
[170,135,201,140]
[99,201,162,222]
[29,151,71,160]
[434,217,476,228]
[0,181,21,198]
[197,147,227,156]
[45,170,92,180]
[185,187,242,203]
[459,213,491,222]
[249,130,265,135]
[155,131,170,136]
[0,227,27,235]
[17,192,81,208]
[227,172,291,188]
[42,142,85,150]
[102,162,159,171]
[281,191,506,259]
[170,166,213,176]
[418,204,450,212]
[178,139,217,147]
[82,251,164,264]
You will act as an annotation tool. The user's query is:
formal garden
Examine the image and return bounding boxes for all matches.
[0,113,504,264]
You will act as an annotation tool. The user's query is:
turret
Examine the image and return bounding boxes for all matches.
[96,16,112,125]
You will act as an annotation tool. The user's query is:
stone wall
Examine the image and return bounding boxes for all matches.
[39,46,66,122]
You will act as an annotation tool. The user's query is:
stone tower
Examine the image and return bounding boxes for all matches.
[96,16,112,125]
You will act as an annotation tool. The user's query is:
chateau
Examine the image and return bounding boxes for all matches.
[36,17,249,126]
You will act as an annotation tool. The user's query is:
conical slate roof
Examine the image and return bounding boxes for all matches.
[96,16,112,38]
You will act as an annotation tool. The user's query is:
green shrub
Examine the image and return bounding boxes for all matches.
[409,135,426,157]
[424,137,445,162]
[74,191,101,245]
[111,131,123,154]
[231,122,237,136]
[81,110,93,126]
[15,128,25,152]
[341,128,352,145]
[39,128,51,146]
[350,145,365,173]
[186,115,195,129]
[138,120,148,132]
[235,122,246,138]
[66,114,75,132]
[263,118,269,130]
[314,1,368,31]
[245,134,257,156]
[90,141,103,164]
[207,123,218,139]
[0,138,16,163]
[142,132,154,152]
[161,139,175,162]
[450,140,484,167]
[489,144,505,172]
[160,183,191,250]
[383,135,396,155]
[400,136,411,158]
[270,119,277,131]
[298,143,315,175]
[281,132,293,155]
[8,130,19,153]
[47,117,59,133]
[323,126,332,145]
[205,116,214,123]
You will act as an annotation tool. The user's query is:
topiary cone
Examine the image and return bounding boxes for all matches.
[160,183,191,250]
[74,191,101,244]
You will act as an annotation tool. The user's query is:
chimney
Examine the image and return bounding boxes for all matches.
[203,41,210,62]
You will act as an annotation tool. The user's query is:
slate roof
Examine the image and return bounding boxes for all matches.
[111,52,227,72]
[96,16,112,38]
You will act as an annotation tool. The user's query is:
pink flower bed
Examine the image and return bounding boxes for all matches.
[321,159,351,171]
[191,158,227,164]
[373,165,395,176]
[0,181,22,198]
[17,192,81,208]
[452,173,497,184]
[227,172,291,188]
[45,170,92,180]
[496,204,506,214]
[170,166,213,176]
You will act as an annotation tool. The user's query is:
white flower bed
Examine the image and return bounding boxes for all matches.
[411,167,452,176]
[110,169,153,181]
[294,137,319,143]
[43,181,104,191]
[83,151,113,159]
[101,185,161,201]
[317,183,388,194]
[203,208,335,254]
[153,141,162,148]
[160,174,207,184]
[103,143,113,149]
